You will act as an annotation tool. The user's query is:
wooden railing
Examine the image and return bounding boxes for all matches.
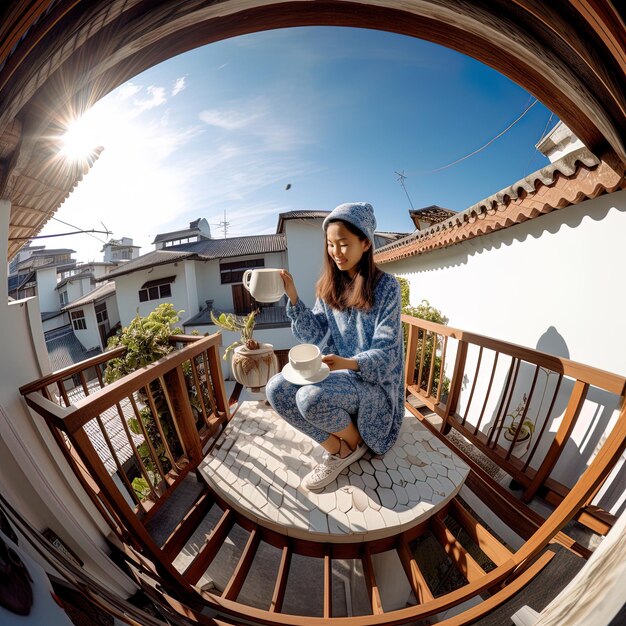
[403,314,626,535]
[19,332,230,594]
[16,320,626,625]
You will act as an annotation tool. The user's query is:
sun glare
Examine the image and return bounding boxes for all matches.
[60,109,106,159]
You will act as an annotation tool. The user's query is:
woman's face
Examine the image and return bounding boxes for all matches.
[326,221,371,277]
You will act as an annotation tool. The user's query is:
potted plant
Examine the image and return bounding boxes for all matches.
[502,393,535,454]
[210,309,278,391]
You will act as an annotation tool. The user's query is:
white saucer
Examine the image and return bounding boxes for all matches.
[282,362,330,386]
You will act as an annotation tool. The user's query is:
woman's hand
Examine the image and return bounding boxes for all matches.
[280,270,299,305]
[322,354,359,372]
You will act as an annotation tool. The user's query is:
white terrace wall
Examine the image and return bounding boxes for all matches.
[385,190,626,515]
[0,200,136,596]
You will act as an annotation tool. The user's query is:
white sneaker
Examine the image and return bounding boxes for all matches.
[302,443,368,491]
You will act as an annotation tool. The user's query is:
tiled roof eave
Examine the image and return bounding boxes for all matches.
[375,151,626,265]
[96,252,199,281]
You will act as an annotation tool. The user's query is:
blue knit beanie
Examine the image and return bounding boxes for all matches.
[323,202,376,243]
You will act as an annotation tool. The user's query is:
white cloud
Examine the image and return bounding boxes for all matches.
[172,76,186,96]
[115,83,142,101]
[199,109,259,130]
[133,85,167,112]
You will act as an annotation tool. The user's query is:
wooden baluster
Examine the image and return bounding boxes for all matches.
[431,514,485,583]
[441,340,468,434]
[417,329,427,394]
[114,397,159,502]
[435,335,448,405]
[505,364,540,460]
[362,544,383,615]
[93,412,144,509]
[189,356,210,428]
[396,537,434,604]
[488,357,520,448]
[462,345,482,427]
[162,368,203,466]
[474,351,499,435]
[57,380,70,407]
[222,527,261,601]
[158,374,189,460]
[200,351,218,416]
[184,508,235,584]
[522,380,589,503]
[323,544,332,618]
[426,332,438,398]
[523,373,563,471]
[144,384,179,472]
[207,344,229,417]
[269,543,292,613]
[128,394,168,485]
[404,321,419,390]
[78,370,90,397]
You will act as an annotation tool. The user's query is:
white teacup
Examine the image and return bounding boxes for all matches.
[242,268,285,303]
[289,344,322,379]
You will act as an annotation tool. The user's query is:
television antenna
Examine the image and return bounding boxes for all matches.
[395,171,415,210]
[214,210,230,238]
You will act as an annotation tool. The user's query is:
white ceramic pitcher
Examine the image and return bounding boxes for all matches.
[242,268,285,303]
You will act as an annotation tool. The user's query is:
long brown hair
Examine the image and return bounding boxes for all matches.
[316,219,381,311]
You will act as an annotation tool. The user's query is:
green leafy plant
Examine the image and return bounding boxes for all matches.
[402,297,451,397]
[210,310,259,360]
[397,276,410,309]
[104,303,184,383]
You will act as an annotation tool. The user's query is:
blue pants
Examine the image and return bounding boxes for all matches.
[265,372,360,444]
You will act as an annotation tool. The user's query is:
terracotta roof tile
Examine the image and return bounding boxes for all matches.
[375,149,625,265]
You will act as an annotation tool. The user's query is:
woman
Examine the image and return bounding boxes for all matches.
[266,202,404,490]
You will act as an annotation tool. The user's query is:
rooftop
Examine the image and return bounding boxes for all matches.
[375,147,623,264]
[100,234,288,281]
[62,281,116,310]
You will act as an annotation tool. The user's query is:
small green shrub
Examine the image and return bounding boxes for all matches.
[402,297,450,398]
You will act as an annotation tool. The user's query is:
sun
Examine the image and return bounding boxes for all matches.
[60,108,108,160]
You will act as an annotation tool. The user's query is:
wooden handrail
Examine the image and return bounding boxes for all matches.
[19,346,126,395]
[53,333,222,434]
[401,314,626,394]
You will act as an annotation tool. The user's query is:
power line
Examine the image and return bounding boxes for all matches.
[404,99,540,178]
[9,229,111,241]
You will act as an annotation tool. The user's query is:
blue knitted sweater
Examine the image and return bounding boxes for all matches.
[286,272,404,454]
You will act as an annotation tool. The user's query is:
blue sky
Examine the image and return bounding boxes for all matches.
[45,27,557,261]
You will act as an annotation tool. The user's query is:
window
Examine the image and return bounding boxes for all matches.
[59,291,68,306]
[95,302,108,324]
[138,276,175,302]
[220,258,264,284]
[71,309,86,330]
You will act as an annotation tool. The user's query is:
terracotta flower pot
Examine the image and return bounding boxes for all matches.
[231,343,278,391]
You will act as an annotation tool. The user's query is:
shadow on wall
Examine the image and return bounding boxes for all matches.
[473,326,623,515]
